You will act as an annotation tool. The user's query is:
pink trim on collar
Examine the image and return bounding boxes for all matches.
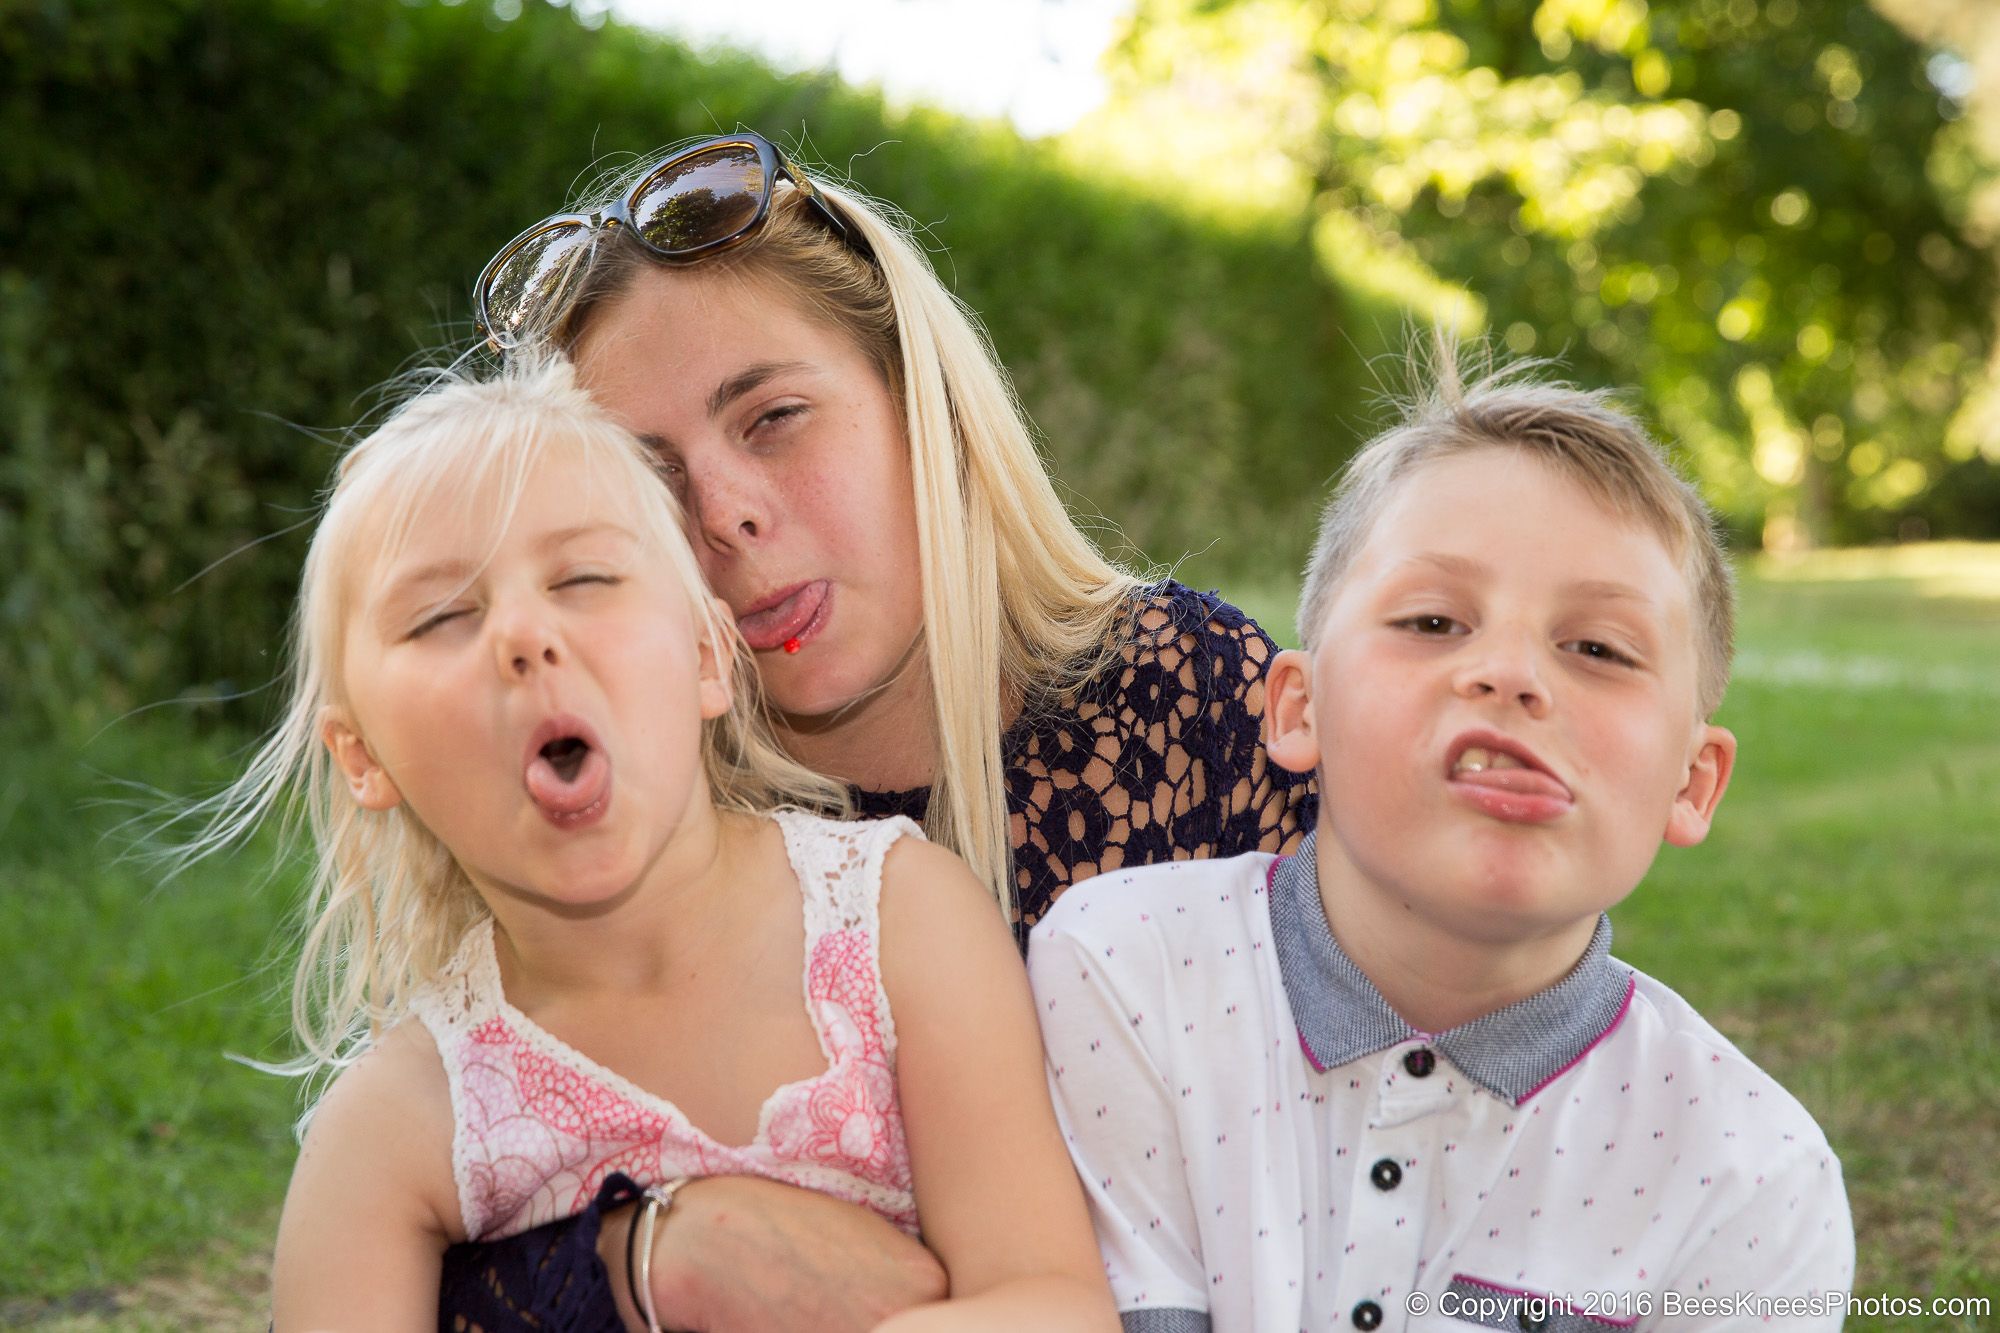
[1514,973,1637,1106]
[1451,1273,1641,1328]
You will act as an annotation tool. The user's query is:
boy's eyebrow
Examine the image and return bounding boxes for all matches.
[1390,555,1658,608]
[1400,552,1485,580]
[1564,578,1656,606]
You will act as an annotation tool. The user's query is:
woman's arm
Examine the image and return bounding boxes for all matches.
[598,1175,948,1332]
[872,836,1120,1332]
[273,1022,459,1331]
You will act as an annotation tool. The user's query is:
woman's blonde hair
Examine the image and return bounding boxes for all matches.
[533,148,1142,916]
[184,357,847,1083]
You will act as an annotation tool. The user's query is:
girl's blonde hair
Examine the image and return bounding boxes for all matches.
[534,150,1142,916]
[188,357,847,1082]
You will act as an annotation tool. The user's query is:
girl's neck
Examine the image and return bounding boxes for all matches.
[484,804,764,1004]
[1311,833,1599,1035]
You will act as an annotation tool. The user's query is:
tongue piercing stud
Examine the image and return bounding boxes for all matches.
[783,637,802,654]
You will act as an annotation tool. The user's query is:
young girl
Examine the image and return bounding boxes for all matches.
[210,358,1116,1331]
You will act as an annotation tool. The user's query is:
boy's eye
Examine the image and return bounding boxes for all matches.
[1395,614,1465,636]
[1565,639,1637,667]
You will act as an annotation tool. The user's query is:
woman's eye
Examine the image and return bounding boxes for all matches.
[556,573,619,590]
[752,403,807,433]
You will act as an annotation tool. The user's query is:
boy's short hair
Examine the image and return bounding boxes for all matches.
[1298,352,1736,717]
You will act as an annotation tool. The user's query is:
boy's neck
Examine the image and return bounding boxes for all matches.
[1310,830,1602,1034]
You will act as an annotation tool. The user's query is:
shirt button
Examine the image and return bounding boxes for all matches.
[1352,1299,1384,1329]
[1403,1047,1437,1077]
[1369,1157,1403,1190]
[1518,1309,1550,1332]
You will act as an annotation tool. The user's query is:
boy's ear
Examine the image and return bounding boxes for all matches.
[1664,723,1736,848]
[319,707,404,812]
[1263,649,1321,776]
[696,596,735,722]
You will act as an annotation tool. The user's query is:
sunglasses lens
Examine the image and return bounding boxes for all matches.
[630,143,767,253]
[483,223,595,346]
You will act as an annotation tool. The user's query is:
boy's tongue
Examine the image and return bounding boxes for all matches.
[525,743,610,818]
[1453,766,1571,800]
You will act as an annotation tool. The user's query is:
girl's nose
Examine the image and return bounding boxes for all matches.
[493,604,563,679]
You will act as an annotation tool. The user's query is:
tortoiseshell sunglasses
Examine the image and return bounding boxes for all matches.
[475,132,865,352]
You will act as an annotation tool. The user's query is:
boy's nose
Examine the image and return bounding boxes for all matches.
[1453,636,1551,717]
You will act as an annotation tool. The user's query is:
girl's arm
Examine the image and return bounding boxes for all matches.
[874,836,1120,1332]
[271,1021,460,1331]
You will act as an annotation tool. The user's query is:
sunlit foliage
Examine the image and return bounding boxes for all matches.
[1089,0,2000,546]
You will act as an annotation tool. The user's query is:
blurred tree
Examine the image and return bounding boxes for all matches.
[1088,0,1999,546]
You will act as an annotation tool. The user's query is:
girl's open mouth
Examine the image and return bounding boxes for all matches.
[523,718,612,827]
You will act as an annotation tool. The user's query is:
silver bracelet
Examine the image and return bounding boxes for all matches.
[635,1176,696,1333]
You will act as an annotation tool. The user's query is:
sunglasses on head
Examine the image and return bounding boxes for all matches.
[475,132,867,353]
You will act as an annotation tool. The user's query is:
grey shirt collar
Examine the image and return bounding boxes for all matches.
[1268,831,1635,1106]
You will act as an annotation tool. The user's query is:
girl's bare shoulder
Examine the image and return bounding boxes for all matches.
[294,1017,462,1238]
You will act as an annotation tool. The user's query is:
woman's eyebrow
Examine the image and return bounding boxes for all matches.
[708,360,811,418]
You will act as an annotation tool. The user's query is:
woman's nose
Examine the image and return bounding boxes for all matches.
[686,456,771,553]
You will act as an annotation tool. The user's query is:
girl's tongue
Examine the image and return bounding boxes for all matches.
[525,738,611,824]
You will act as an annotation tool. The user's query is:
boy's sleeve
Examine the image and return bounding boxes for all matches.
[1028,913,1213,1332]
[1656,1141,1854,1331]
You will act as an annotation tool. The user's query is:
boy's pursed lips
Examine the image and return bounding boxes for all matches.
[1444,727,1574,823]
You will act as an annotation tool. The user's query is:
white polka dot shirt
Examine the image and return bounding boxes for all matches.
[1028,837,1854,1333]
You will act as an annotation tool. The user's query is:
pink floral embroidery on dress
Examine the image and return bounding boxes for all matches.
[411,812,922,1241]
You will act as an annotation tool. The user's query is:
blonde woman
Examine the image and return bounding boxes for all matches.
[446,132,1316,1331]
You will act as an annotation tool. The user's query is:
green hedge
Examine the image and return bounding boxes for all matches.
[0,0,1373,733]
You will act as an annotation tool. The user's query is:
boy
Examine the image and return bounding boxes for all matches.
[1028,367,1854,1331]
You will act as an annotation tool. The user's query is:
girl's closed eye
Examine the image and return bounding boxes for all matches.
[554,571,622,591]
[409,605,473,640]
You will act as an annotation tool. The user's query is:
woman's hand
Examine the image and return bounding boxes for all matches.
[599,1174,948,1333]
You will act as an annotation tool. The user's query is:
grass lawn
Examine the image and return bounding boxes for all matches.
[5,543,1997,1329]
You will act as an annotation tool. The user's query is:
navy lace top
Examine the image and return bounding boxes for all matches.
[434,581,1318,1330]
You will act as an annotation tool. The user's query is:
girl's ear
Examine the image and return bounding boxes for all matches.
[696,596,736,722]
[1664,723,1736,848]
[319,707,404,812]
[1263,649,1321,776]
